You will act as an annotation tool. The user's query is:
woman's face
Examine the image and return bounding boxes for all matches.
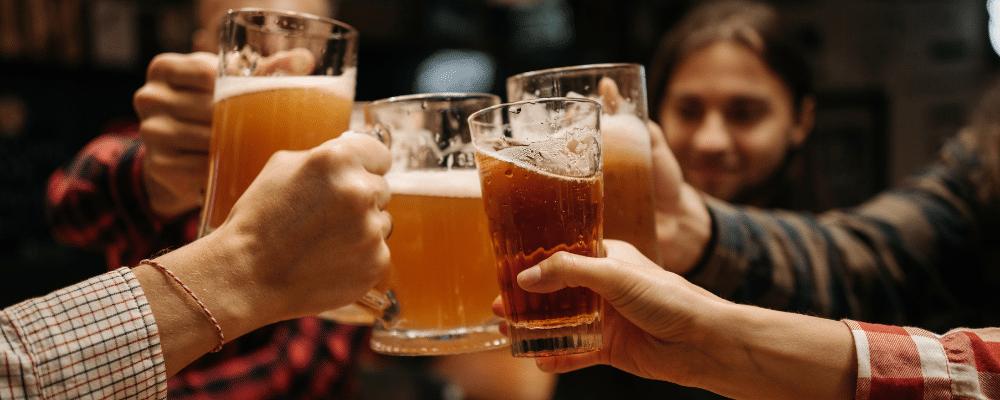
[657,41,813,201]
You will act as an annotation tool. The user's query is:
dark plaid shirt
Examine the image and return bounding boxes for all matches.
[691,127,1000,332]
[44,127,368,399]
[690,126,1000,397]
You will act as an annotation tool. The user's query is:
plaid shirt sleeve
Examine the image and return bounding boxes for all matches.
[0,267,167,399]
[45,127,199,270]
[845,319,1000,400]
[687,128,999,332]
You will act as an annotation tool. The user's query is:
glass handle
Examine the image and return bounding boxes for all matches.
[355,288,400,324]
[343,123,392,147]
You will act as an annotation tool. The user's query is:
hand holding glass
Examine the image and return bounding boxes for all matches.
[198,9,398,319]
[200,8,359,237]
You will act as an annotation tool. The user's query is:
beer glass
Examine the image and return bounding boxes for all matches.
[469,98,605,358]
[202,10,396,324]
[506,64,662,266]
[364,93,508,355]
[199,8,359,237]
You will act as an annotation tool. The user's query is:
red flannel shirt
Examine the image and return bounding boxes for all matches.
[44,127,368,399]
[846,319,1000,399]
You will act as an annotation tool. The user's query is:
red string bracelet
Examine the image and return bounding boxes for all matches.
[138,259,225,353]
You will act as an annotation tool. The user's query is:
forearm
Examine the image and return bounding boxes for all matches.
[694,303,856,400]
[135,231,273,376]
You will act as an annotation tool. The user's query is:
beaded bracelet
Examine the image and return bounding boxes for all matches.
[138,259,225,353]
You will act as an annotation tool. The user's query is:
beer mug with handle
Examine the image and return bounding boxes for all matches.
[200,9,397,321]
[348,93,509,355]
[201,8,360,236]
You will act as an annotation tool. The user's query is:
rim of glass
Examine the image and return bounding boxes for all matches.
[227,7,359,40]
[506,63,642,82]
[467,97,602,126]
[367,92,501,108]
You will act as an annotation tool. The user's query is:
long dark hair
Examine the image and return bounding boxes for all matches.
[647,0,813,123]
[647,0,831,211]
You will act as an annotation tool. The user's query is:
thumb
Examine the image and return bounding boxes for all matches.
[597,77,623,114]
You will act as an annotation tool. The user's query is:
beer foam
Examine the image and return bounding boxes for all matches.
[386,169,483,198]
[214,68,357,103]
[601,113,652,156]
[492,136,601,181]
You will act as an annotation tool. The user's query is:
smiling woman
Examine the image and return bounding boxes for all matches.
[647,0,829,212]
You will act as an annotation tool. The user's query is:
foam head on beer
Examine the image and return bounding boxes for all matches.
[385,168,482,198]
[496,129,601,178]
[213,69,357,104]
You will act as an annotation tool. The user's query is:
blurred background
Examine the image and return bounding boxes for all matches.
[1,0,998,307]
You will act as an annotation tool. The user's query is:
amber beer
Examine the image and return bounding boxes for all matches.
[200,73,355,235]
[382,169,501,332]
[601,113,658,261]
[506,64,662,266]
[476,148,604,356]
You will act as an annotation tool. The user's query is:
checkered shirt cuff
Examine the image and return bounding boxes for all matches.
[1,267,167,399]
[845,319,1000,400]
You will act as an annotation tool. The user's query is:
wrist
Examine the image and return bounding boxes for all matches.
[140,157,201,219]
[138,259,225,352]
[153,231,270,341]
[657,184,711,274]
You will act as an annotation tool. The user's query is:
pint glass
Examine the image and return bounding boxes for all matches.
[506,64,662,266]
[366,93,507,355]
[199,8,359,237]
[470,98,604,358]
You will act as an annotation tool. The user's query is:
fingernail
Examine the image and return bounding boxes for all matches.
[517,265,542,288]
